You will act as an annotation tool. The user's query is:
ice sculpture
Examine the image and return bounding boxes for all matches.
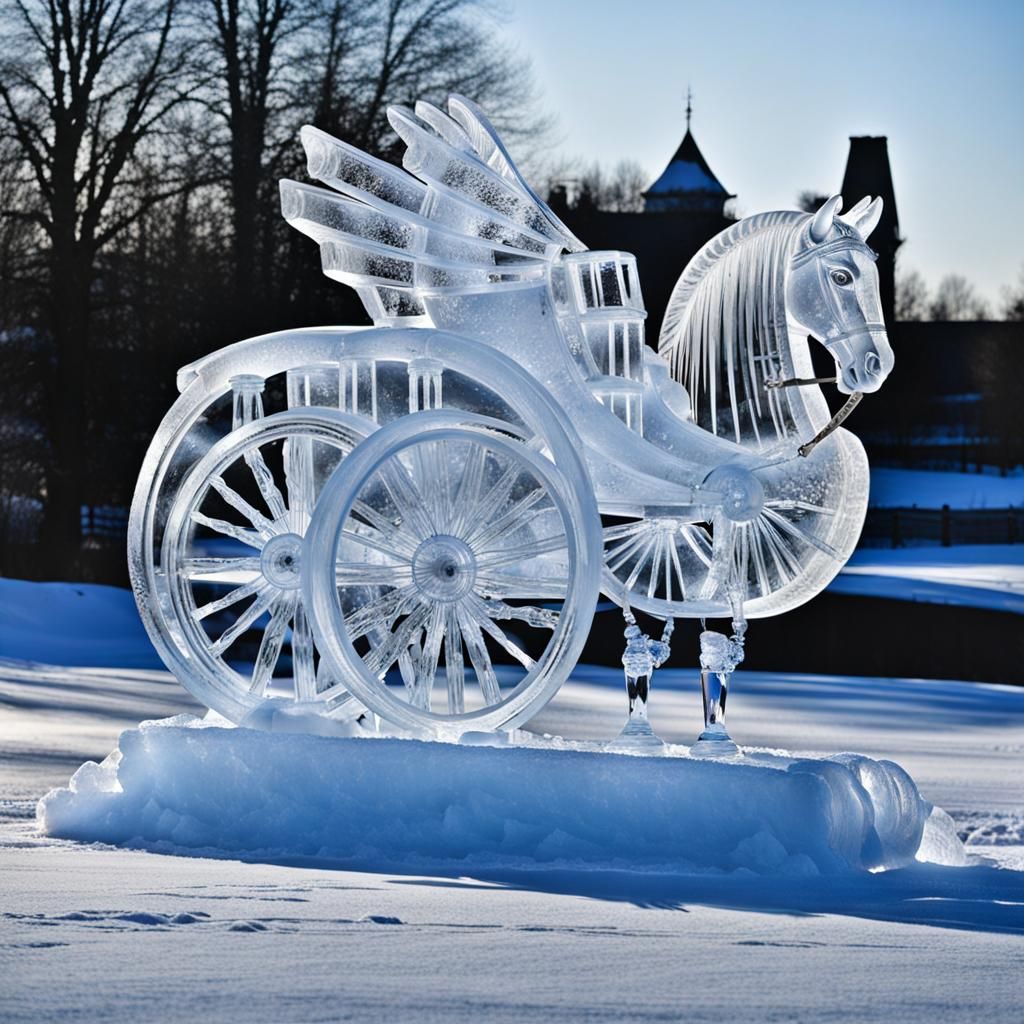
[128,94,893,750]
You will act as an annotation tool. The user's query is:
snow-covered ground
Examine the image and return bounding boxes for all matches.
[2,655,1022,1022]
[0,578,163,668]
[831,543,1024,612]
[869,467,1023,509]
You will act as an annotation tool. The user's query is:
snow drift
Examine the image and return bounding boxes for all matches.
[38,716,964,875]
[0,578,162,668]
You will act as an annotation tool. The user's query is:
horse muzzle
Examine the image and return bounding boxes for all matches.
[835,327,894,395]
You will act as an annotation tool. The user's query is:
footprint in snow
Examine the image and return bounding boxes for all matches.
[228,921,270,932]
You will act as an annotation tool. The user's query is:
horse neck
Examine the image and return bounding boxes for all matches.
[674,214,828,449]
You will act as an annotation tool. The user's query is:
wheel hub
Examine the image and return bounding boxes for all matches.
[261,532,304,590]
[703,465,765,523]
[412,535,476,603]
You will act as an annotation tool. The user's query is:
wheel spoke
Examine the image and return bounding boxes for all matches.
[364,603,431,678]
[344,585,418,641]
[464,595,537,670]
[209,477,275,536]
[766,498,836,517]
[245,448,289,522]
[477,531,567,570]
[291,601,316,701]
[341,526,415,563]
[623,532,656,591]
[335,561,413,587]
[647,531,665,598]
[463,461,521,544]
[469,487,548,552]
[750,525,771,597]
[412,606,444,710]
[606,528,653,573]
[190,510,264,550]
[379,462,436,540]
[181,556,262,580]
[351,498,419,557]
[680,524,713,568]
[449,442,489,536]
[474,570,568,600]
[755,519,798,584]
[249,594,297,696]
[602,520,647,543]
[667,535,687,601]
[479,596,559,630]
[456,605,502,705]
[413,441,448,534]
[192,578,262,621]
[762,506,841,559]
[322,689,362,717]
[444,606,465,714]
[209,586,276,657]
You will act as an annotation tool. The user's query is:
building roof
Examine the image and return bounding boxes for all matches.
[645,129,733,199]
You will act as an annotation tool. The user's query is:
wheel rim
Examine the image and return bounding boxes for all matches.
[162,411,371,721]
[306,414,600,735]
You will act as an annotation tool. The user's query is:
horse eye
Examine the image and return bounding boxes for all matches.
[830,269,853,286]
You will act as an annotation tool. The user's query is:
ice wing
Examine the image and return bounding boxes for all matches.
[280,96,582,326]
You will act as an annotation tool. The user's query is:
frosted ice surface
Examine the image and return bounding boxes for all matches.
[38,717,964,874]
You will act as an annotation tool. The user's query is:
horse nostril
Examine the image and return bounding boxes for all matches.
[864,353,881,378]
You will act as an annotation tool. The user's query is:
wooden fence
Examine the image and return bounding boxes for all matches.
[860,505,1022,548]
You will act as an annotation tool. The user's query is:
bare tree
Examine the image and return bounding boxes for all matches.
[299,0,546,158]
[1001,265,1024,321]
[797,190,829,214]
[928,274,989,321]
[202,0,312,312]
[538,157,648,214]
[600,161,647,213]
[894,268,929,321]
[0,0,194,571]
[202,0,548,323]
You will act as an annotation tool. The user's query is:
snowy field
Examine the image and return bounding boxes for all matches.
[1,650,1022,1023]
[868,467,1023,509]
[832,543,1024,612]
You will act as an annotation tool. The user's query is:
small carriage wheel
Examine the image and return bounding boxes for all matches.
[161,410,373,723]
[305,411,602,736]
[600,432,868,619]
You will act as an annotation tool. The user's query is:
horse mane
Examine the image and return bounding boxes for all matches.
[658,211,808,445]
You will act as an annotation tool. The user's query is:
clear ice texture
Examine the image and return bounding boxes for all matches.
[129,93,893,735]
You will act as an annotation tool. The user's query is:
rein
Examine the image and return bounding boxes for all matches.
[797,392,863,458]
[764,374,865,458]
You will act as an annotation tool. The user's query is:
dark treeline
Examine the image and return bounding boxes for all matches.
[0,0,542,581]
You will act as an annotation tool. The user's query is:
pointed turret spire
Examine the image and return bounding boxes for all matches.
[643,93,734,215]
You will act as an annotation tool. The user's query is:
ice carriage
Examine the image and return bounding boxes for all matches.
[129,95,894,748]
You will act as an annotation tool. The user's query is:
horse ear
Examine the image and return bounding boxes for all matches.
[855,196,883,240]
[844,196,872,220]
[810,194,843,243]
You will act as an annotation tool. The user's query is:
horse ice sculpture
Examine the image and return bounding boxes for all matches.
[128,95,893,751]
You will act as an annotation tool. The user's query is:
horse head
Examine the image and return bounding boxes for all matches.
[786,194,895,394]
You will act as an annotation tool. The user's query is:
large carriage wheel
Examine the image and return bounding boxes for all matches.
[305,411,602,736]
[601,433,868,619]
[160,411,372,722]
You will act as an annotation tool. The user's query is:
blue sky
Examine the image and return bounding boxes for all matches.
[500,0,1023,308]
